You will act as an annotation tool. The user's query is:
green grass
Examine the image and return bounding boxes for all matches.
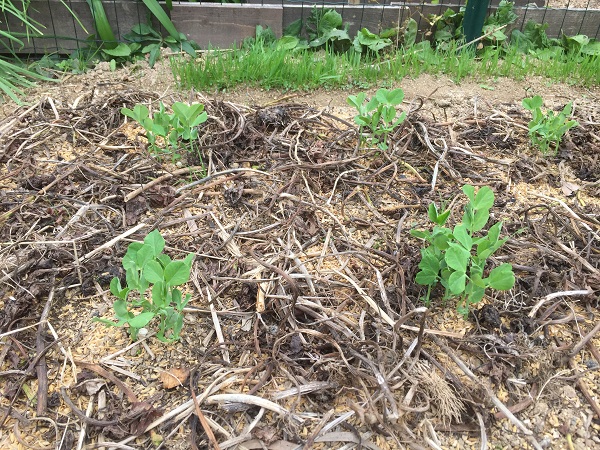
[1,0,57,104]
[171,41,599,92]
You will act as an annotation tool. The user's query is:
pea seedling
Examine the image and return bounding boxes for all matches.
[411,185,515,316]
[347,88,407,150]
[94,230,194,342]
[522,95,578,155]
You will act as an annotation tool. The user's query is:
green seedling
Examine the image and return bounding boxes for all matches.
[346,88,407,150]
[121,101,208,162]
[94,230,194,342]
[120,103,170,158]
[411,185,515,316]
[522,95,579,155]
[170,102,208,141]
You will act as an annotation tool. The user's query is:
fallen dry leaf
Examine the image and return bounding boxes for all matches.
[561,181,580,196]
[159,367,190,389]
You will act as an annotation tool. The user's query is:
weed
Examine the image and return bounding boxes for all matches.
[353,28,393,56]
[172,36,598,93]
[94,230,194,342]
[411,185,515,316]
[522,95,579,155]
[283,7,352,52]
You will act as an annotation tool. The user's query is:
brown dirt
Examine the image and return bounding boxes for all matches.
[3,56,597,122]
[1,59,599,450]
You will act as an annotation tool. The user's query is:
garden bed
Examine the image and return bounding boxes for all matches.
[0,63,599,449]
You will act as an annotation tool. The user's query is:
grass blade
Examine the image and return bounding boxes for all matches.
[86,0,117,49]
[140,0,179,39]
[59,0,89,34]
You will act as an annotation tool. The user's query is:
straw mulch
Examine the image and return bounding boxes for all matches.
[0,89,599,449]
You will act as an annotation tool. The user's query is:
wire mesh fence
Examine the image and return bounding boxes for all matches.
[242,0,600,39]
[2,0,599,54]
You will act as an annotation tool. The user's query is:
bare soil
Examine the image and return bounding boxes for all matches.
[0,59,599,450]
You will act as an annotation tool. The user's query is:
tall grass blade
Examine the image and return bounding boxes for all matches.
[140,0,179,39]
[1,1,56,104]
[86,0,117,49]
[59,0,89,34]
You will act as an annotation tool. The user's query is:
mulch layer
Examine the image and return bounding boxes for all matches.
[0,88,599,450]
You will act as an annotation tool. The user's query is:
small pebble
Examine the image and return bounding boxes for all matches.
[584,359,599,369]
[562,385,578,400]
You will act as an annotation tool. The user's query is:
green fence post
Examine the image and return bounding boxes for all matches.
[463,0,491,44]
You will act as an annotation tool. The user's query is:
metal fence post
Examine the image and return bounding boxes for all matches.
[463,0,491,44]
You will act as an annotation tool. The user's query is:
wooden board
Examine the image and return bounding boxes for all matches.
[171,4,283,49]
[514,7,600,38]
[246,0,545,5]
[432,0,546,6]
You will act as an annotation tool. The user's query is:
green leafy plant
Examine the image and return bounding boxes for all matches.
[305,8,350,50]
[562,34,600,56]
[43,14,197,75]
[352,28,392,55]
[87,0,197,69]
[380,18,418,49]
[99,23,198,70]
[121,101,208,161]
[425,7,464,50]
[0,1,57,103]
[95,230,194,342]
[346,88,407,150]
[282,7,351,52]
[481,0,518,45]
[511,21,552,53]
[410,185,515,316]
[425,1,517,49]
[123,21,198,68]
[522,95,579,155]
[511,20,600,58]
[242,25,278,49]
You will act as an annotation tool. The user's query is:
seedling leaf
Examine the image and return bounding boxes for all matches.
[144,229,165,256]
[471,208,491,233]
[113,299,130,319]
[461,184,476,203]
[488,263,515,290]
[445,243,469,272]
[144,260,164,284]
[472,186,494,210]
[128,311,155,328]
[164,261,191,286]
[448,271,466,295]
[452,223,472,250]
